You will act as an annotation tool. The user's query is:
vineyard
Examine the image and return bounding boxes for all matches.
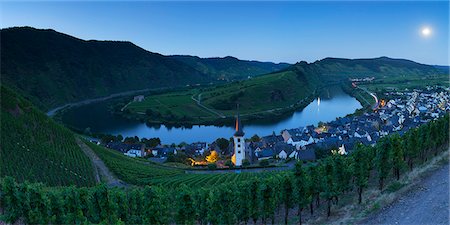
[0,86,96,187]
[1,114,448,224]
[86,141,273,187]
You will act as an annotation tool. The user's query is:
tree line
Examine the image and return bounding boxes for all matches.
[1,114,448,224]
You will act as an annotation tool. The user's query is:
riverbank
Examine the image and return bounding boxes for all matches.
[57,84,363,144]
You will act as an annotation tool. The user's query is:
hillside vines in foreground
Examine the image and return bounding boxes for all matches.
[0,86,96,187]
[87,141,271,187]
[1,114,447,224]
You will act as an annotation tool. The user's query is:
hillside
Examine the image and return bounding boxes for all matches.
[123,56,443,125]
[0,86,96,186]
[171,55,290,80]
[0,27,209,111]
[1,27,290,111]
[295,56,442,82]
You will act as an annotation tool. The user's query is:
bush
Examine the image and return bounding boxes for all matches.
[225,160,234,168]
[242,159,250,167]
[259,159,270,167]
[207,163,217,170]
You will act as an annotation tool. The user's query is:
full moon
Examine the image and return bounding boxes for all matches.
[421,27,431,37]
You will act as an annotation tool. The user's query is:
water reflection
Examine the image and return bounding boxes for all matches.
[62,86,361,144]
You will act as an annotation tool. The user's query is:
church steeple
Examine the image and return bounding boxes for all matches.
[233,104,245,167]
[234,105,244,137]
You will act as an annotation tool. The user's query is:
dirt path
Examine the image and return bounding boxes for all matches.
[191,93,226,118]
[75,138,128,188]
[361,162,449,225]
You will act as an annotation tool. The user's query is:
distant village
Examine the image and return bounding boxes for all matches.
[94,85,450,168]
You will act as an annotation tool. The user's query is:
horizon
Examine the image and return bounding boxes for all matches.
[1,1,448,65]
[3,25,449,67]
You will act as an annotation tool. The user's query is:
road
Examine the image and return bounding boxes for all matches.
[361,163,449,225]
[354,84,379,110]
[75,138,128,188]
[46,87,171,117]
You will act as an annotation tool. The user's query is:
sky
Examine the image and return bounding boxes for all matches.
[1,1,449,65]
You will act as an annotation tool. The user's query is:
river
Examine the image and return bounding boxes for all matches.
[61,86,362,144]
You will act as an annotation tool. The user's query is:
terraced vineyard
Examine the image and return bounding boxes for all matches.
[86,141,274,187]
[0,86,96,187]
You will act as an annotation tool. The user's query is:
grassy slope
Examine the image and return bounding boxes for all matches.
[86,141,271,188]
[0,86,96,187]
[124,68,320,124]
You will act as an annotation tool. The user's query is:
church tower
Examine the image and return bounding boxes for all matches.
[233,112,245,166]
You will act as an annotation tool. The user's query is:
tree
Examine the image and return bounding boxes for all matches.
[242,159,251,167]
[142,137,160,148]
[225,159,234,168]
[259,159,270,167]
[206,150,219,163]
[117,134,123,142]
[250,134,261,142]
[124,136,139,144]
[207,163,217,170]
[216,138,230,151]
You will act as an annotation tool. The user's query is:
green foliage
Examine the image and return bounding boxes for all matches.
[0,27,209,111]
[87,141,267,187]
[215,137,230,151]
[390,134,407,180]
[375,137,394,190]
[0,86,96,186]
[1,113,447,224]
[352,144,371,204]
[172,55,290,81]
[207,163,217,170]
[259,159,270,167]
[242,159,251,167]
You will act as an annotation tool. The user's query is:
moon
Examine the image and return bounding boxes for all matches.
[421,27,432,37]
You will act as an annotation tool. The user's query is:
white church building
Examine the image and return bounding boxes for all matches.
[233,113,245,166]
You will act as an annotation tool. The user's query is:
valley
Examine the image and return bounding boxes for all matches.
[1,23,449,225]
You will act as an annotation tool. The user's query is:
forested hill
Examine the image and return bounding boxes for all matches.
[291,56,442,83]
[0,86,96,186]
[0,27,290,111]
[1,27,206,110]
[171,55,290,80]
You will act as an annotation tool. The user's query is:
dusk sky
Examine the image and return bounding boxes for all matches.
[1,1,448,65]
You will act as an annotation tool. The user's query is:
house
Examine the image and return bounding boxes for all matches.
[133,95,145,102]
[152,146,177,158]
[185,142,207,156]
[124,149,144,157]
[255,148,275,160]
[274,142,296,159]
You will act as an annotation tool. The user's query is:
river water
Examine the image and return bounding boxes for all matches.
[61,86,361,144]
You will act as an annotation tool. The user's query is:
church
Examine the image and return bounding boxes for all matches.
[233,113,245,166]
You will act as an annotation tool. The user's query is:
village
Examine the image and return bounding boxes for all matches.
[96,85,450,168]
